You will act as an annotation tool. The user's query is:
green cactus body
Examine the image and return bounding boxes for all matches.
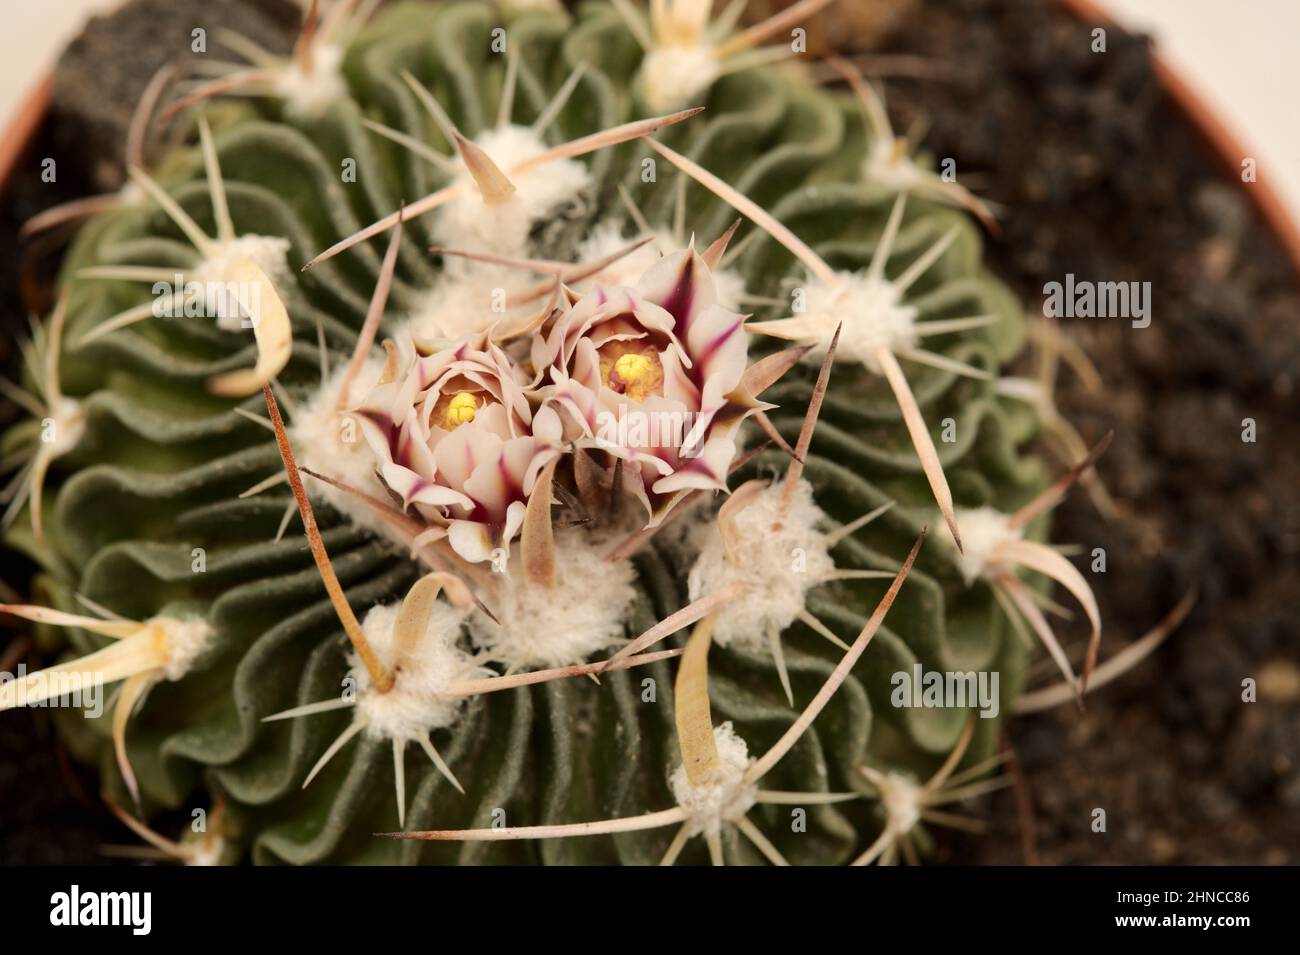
[3,0,1052,865]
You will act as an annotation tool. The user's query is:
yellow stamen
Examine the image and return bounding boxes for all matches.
[431,388,493,432]
[600,342,664,402]
[447,391,478,425]
[614,352,653,385]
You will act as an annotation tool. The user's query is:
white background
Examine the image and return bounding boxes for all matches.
[1,0,1298,225]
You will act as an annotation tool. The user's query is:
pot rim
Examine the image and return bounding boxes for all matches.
[0,72,52,200]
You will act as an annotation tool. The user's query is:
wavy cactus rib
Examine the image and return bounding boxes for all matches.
[1,0,1100,866]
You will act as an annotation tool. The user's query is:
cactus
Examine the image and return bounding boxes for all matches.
[1,0,1114,865]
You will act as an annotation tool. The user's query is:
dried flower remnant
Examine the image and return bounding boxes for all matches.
[263,385,685,821]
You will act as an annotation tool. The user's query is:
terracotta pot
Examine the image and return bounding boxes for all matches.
[0,72,51,200]
[1056,0,1300,279]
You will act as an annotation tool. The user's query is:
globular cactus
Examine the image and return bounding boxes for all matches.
[2,0,1116,866]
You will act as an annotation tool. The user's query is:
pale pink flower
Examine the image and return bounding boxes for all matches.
[532,248,755,524]
[355,334,562,564]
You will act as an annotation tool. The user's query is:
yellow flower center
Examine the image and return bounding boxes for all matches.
[432,389,484,430]
[447,391,478,425]
[614,352,653,387]
[600,341,665,403]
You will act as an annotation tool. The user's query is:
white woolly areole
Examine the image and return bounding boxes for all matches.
[798,271,918,372]
[184,836,225,867]
[863,138,928,194]
[273,43,348,118]
[46,396,85,457]
[194,234,292,331]
[157,616,214,681]
[949,506,1022,586]
[291,355,391,533]
[575,220,746,311]
[118,180,146,207]
[669,722,759,838]
[575,220,666,288]
[638,46,720,114]
[351,602,482,742]
[875,769,922,833]
[401,268,531,341]
[687,480,834,650]
[709,263,746,315]
[432,125,592,259]
[467,528,638,669]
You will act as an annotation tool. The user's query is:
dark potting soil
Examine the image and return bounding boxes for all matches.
[1,0,1297,864]
[873,0,1300,864]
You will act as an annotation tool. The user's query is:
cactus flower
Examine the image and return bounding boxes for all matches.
[355,334,562,564]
